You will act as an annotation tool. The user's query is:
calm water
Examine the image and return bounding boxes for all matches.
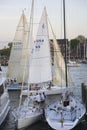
[0,64,87,130]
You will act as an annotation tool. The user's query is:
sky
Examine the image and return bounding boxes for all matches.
[0,0,87,49]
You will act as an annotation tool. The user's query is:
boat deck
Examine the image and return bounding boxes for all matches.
[46,96,86,122]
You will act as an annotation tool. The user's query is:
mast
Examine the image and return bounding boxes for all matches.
[27,0,34,92]
[63,0,68,87]
[19,0,34,106]
[28,0,34,50]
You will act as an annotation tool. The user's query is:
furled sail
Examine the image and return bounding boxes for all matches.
[28,7,52,84]
[7,11,29,83]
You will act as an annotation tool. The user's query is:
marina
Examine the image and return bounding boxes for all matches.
[0,64,87,130]
[0,0,87,130]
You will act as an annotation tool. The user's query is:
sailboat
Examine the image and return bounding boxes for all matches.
[7,11,29,90]
[12,0,44,129]
[12,4,73,128]
[45,0,86,130]
[21,6,71,96]
[0,68,10,125]
[67,60,80,67]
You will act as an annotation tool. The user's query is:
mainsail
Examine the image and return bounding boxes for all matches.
[28,7,52,84]
[7,11,29,82]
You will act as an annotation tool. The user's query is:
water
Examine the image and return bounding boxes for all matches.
[0,64,87,130]
[69,64,87,85]
[69,64,87,97]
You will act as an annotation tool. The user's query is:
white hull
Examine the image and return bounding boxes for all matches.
[0,99,10,125]
[45,96,86,130]
[67,63,80,67]
[67,60,80,67]
[17,112,42,129]
[12,99,43,129]
[46,117,79,130]
[22,86,67,96]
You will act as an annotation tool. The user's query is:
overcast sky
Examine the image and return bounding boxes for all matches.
[0,0,87,49]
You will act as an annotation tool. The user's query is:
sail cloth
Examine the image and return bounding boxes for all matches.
[28,7,52,84]
[48,18,72,86]
[7,11,29,83]
[20,0,34,84]
[53,34,66,85]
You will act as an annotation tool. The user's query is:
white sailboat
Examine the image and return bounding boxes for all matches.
[22,6,72,96]
[12,0,43,129]
[45,0,86,130]
[7,11,29,90]
[67,60,80,67]
[0,69,10,125]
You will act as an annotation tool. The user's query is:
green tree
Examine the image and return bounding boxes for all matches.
[76,35,86,43]
[8,42,12,49]
[0,42,12,56]
[70,39,79,50]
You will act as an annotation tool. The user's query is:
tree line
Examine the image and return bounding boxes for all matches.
[0,35,86,57]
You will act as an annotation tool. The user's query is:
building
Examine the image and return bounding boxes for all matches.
[50,39,69,62]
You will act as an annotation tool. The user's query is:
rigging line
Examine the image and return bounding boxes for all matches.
[60,0,63,87]
[61,0,63,39]
[19,0,34,106]
[27,0,34,99]
[19,9,28,107]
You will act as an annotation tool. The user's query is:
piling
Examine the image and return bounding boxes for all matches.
[85,86,87,113]
[81,83,86,103]
[81,83,87,113]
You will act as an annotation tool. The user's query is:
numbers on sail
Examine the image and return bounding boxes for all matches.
[13,42,23,49]
[34,39,44,51]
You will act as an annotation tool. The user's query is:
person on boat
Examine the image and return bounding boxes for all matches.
[40,92,47,119]
[24,93,35,106]
[10,79,14,84]
[41,92,46,102]
[29,84,32,90]
[35,93,42,104]
[48,81,52,89]
[34,84,38,90]
[29,92,35,101]
[6,79,10,85]
[0,66,2,71]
